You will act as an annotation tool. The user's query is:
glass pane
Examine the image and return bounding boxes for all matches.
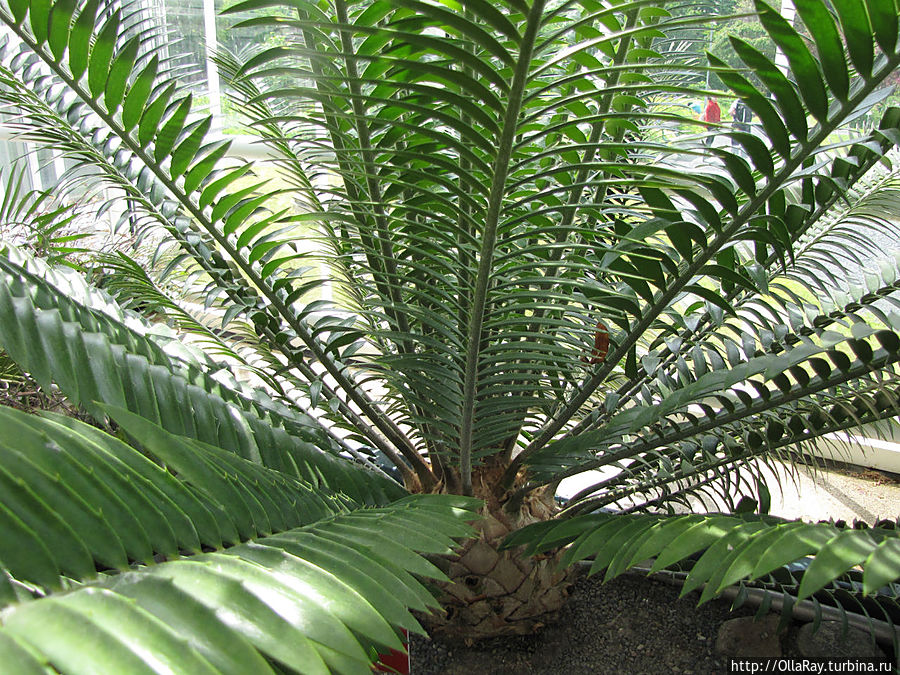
[0,139,35,192]
[215,0,296,134]
[158,0,212,107]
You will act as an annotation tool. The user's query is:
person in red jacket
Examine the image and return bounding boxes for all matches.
[702,96,721,146]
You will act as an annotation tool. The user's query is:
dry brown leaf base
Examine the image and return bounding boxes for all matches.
[422,468,577,640]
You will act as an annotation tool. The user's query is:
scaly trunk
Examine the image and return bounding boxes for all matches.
[423,462,578,639]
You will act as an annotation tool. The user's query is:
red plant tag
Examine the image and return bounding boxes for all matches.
[581,321,609,365]
[374,630,409,674]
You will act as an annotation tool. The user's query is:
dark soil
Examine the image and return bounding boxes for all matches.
[0,371,96,425]
[410,571,768,675]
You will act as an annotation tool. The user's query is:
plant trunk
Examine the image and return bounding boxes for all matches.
[423,463,578,640]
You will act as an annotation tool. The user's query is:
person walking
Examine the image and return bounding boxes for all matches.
[702,96,720,146]
[730,99,752,149]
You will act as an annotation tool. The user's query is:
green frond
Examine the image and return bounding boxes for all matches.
[0,247,404,504]
[234,0,900,482]
[0,163,89,268]
[92,249,281,379]
[521,326,900,492]
[0,404,478,673]
[0,0,425,476]
[502,511,900,625]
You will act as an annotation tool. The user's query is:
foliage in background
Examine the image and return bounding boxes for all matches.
[709,18,776,89]
[0,164,97,419]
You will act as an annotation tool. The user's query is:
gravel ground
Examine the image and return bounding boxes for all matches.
[410,572,762,675]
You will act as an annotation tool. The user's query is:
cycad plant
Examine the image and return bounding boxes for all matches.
[2,0,900,668]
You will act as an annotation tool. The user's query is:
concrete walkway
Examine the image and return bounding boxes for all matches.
[557,460,900,524]
[764,461,900,524]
